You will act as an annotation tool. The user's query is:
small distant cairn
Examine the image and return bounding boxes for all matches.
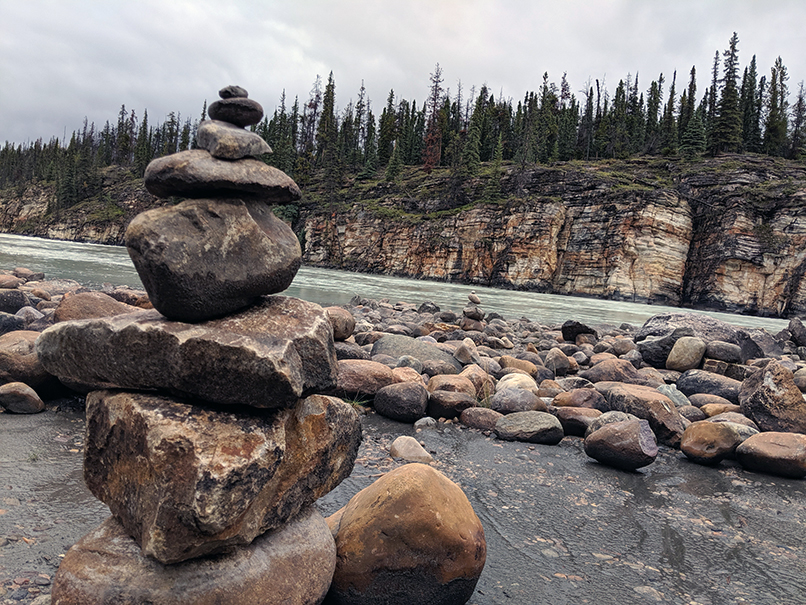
[38,86,362,603]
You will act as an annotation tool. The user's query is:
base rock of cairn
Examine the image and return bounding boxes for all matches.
[48,86,363,604]
[52,507,335,605]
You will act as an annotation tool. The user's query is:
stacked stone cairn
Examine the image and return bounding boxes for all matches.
[36,86,363,604]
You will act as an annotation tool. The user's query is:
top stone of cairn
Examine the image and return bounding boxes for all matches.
[208,86,263,127]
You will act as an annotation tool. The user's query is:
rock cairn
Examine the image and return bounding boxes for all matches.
[36,86,363,604]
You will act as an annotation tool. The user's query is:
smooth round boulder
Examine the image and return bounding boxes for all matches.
[325,306,356,341]
[327,463,486,605]
[494,411,564,444]
[735,432,806,478]
[489,388,545,414]
[552,388,605,409]
[374,382,428,422]
[0,381,44,413]
[208,97,264,127]
[496,372,538,394]
[52,508,335,605]
[336,360,395,398]
[677,369,742,404]
[53,291,140,322]
[584,410,641,438]
[427,390,477,419]
[460,407,504,431]
[426,374,476,398]
[583,419,658,471]
[680,421,744,465]
[0,330,55,391]
[665,336,706,371]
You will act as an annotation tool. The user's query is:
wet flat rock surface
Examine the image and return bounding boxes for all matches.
[2,405,806,605]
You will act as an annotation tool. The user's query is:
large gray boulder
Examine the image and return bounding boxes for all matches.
[371,334,462,373]
[635,312,740,344]
[494,411,564,444]
[51,507,335,605]
[126,198,301,322]
[36,296,336,409]
[83,390,360,564]
[144,149,301,200]
[676,369,743,404]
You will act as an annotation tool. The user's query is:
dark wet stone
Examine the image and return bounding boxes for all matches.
[584,410,641,438]
[705,340,743,363]
[676,369,742,404]
[494,411,564,444]
[584,419,658,471]
[553,406,602,437]
[374,382,429,423]
[0,289,31,314]
[219,85,249,99]
[428,390,477,419]
[635,313,739,345]
[208,97,263,127]
[636,326,695,368]
[334,341,370,361]
[561,320,598,343]
[372,334,462,373]
[680,421,744,465]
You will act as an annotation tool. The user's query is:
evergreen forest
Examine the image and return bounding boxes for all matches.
[1,33,805,216]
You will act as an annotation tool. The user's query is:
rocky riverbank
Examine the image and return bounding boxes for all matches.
[2,271,806,603]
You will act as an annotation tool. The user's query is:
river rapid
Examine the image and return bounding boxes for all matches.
[0,233,791,333]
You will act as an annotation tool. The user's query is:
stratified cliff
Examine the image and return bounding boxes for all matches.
[2,155,805,317]
[299,155,806,317]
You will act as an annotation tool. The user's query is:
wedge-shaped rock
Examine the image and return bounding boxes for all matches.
[35,296,336,409]
[52,508,335,605]
[584,419,658,471]
[144,149,301,200]
[126,198,301,322]
[84,390,361,564]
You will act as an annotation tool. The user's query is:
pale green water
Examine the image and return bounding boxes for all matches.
[0,233,790,331]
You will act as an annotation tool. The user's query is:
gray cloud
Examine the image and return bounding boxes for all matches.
[2,0,805,144]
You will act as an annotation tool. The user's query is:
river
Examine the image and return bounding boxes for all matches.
[0,233,790,332]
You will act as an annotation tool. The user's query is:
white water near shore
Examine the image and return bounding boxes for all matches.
[0,232,790,332]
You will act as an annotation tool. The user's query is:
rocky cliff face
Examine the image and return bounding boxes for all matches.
[0,166,159,244]
[300,155,806,317]
[2,156,806,317]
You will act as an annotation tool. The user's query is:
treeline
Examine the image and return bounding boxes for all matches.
[1,32,805,213]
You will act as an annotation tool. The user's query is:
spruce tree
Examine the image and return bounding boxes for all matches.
[680,106,707,158]
[764,56,790,156]
[377,90,396,167]
[711,33,743,154]
[660,72,678,155]
[789,82,806,160]
[385,140,402,181]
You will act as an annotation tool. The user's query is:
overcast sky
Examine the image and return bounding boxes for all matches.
[2,0,805,145]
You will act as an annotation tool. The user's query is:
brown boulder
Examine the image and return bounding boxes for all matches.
[374,382,428,422]
[459,364,495,399]
[325,306,356,341]
[126,198,301,322]
[460,407,504,431]
[84,390,360,564]
[584,419,658,471]
[578,358,649,385]
[598,383,687,447]
[53,291,140,322]
[426,374,477,398]
[52,508,335,605]
[144,149,301,200]
[553,388,605,409]
[336,359,395,397]
[680,421,744,465]
[36,296,336,409]
[0,381,44,413]
[0,330,54,391]
[735,432,806,478]
[327,463,486,605]
[739,360,806,434]
[553,406,602,437]
[428,390,477,419]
